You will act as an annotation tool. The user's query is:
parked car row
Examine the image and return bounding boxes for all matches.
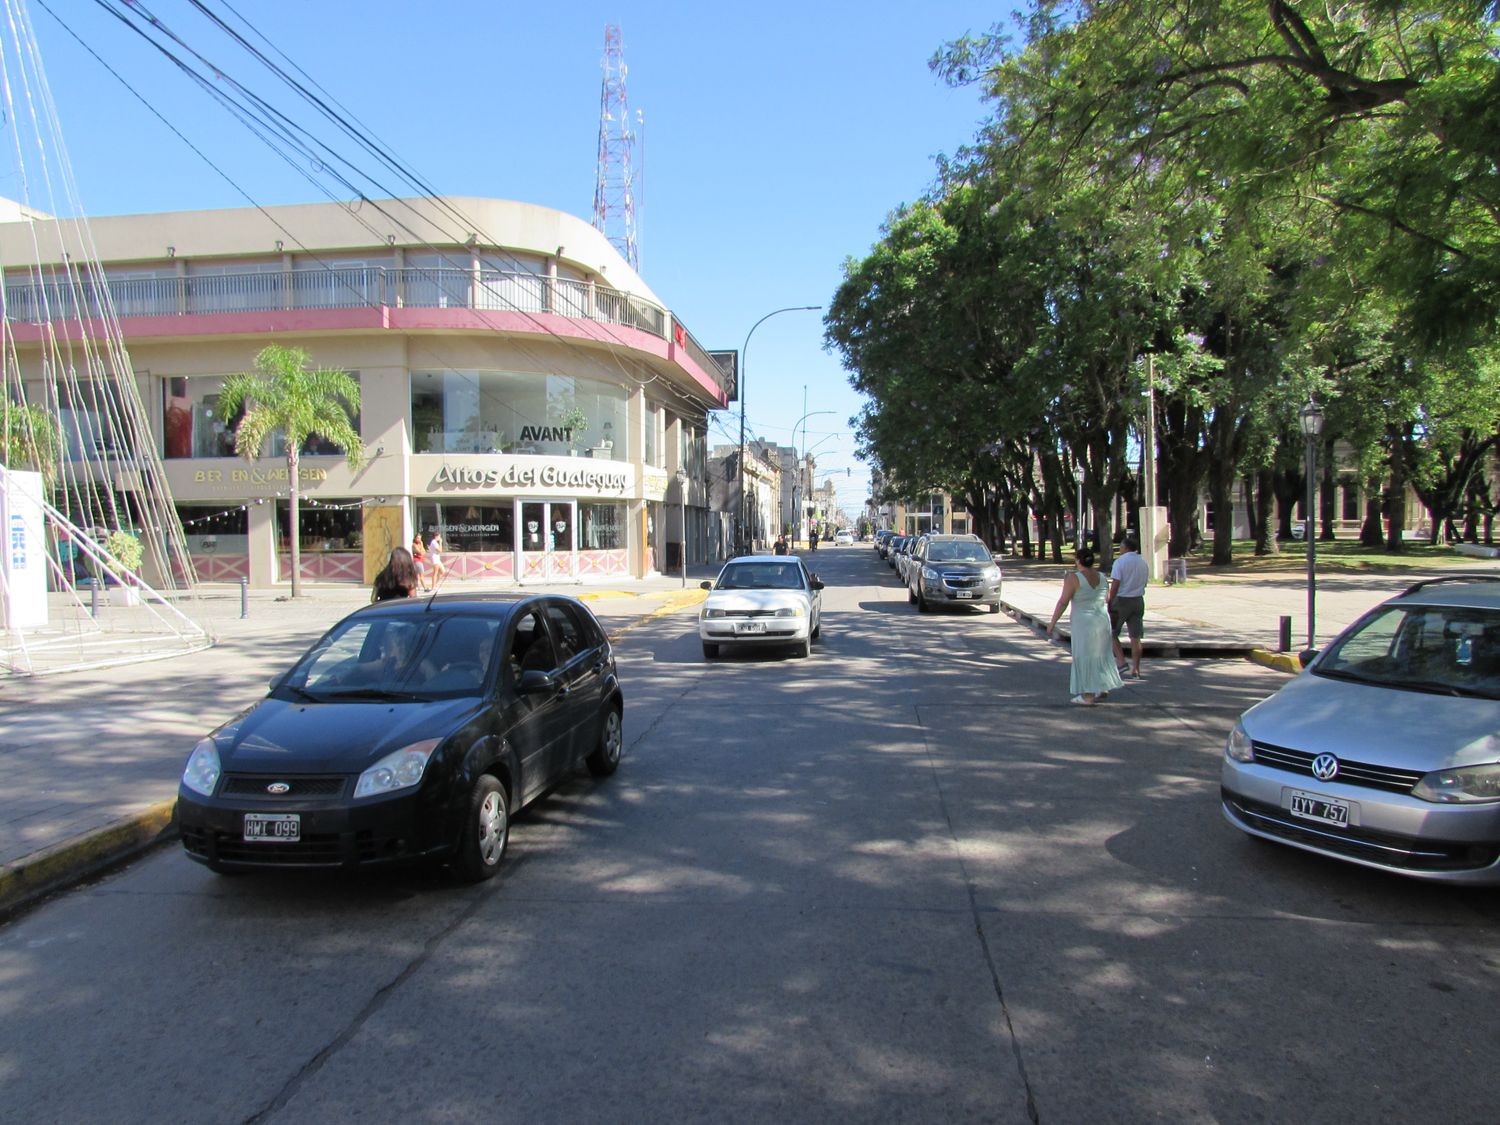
[873,530,1003,614]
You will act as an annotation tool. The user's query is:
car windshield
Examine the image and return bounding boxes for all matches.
[286,614,501,699]
[926,542,991,563]
[1317,603,1500,699]
[716,563,805,590]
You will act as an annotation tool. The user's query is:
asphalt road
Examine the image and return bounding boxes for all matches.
[2,546,1497,1123]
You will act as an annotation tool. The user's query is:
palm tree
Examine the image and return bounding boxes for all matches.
[0,400,64,487]
[217,344,363,598]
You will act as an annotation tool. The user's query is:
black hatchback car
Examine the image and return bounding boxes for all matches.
[177,593,622,882]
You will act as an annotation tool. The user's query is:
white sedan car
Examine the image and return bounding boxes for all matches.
[699,555,824,659]
[833,529,854,547]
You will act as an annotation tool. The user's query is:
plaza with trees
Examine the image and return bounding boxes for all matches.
[826,0,1499,568]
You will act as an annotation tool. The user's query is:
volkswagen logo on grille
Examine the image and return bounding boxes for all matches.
[266,782,291,795]
[1311,754,1340,782]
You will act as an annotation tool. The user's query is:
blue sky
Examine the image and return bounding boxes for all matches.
[28,1,1004,516]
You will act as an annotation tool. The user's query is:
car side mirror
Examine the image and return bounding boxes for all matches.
[700,580,713,590]
[1297,648,1318,668]
[519,668,557,694]
[809,576,824,590]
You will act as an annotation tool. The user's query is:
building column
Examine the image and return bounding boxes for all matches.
[247,498,279,589]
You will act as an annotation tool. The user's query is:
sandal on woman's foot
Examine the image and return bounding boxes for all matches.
[1070,695,1093,705]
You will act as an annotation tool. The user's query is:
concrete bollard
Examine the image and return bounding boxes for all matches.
[240,577,249,619]
[88,578,98,618]
[1278,615,1292,652]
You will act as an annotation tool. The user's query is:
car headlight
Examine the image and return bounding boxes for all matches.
[774,606,806,618]
[983,566,1001,581]
[703,607,728,619]
[922,566,940,581]
[182,739,222,797]
[1412,764,1500,804]
[1224,721,1254,763]
[353,739,441,800]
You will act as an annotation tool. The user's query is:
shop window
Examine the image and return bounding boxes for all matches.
[416,504,514,552]
[177,503,249,557]
[277,501,363,553]
[580,503,624,550]
[410,369,626,456]
[164,374,359,459]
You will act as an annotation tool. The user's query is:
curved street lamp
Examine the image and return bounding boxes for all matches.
[736,305,820,556]
[1299,400,1325,650]
[792,408,835,546]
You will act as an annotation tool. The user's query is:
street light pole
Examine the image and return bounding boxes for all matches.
[792,407,835,548]
[675,468,688,588]
[1072,461,1087,551]
[737,305,820,557]
[1299,400,1325,650]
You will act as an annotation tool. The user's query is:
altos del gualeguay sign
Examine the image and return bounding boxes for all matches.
[432,460,630,495]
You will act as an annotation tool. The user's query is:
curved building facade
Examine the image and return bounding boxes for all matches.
[0,197,731,588]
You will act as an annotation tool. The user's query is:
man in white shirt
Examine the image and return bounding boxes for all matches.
[1108,532,1150,679]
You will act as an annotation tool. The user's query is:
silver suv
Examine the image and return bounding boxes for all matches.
[907,534,1002,613]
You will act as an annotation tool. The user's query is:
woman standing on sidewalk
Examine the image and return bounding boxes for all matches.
[1047,547,1124,705]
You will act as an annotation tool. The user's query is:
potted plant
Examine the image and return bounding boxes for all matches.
[105,530,144,605]
[560,406,588,454]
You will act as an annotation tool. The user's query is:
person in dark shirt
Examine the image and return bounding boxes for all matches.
[371,547,421,602]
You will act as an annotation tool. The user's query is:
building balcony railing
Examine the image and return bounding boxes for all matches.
[2,265,731,398]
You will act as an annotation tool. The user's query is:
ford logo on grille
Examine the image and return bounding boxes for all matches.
[266,782,291,794]
[1311,754,1339,782]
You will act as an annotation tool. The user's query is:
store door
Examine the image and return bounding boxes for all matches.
[517,500,576,582]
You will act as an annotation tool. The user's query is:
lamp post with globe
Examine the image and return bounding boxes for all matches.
[1299,400,1325,650]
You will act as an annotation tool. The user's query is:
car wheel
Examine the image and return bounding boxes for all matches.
[586,706,623,777]
[916,590,929,613]
[907,584,916,603]
[811,618,821,640]
[453,773,508,883]
[988,601,1001,614]
[702,641,718,658]
[795,634,811,658]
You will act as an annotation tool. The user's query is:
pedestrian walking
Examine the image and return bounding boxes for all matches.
[426,531,451,589]
[773,533,789,555]
[1046,546,1124,705]
[1108,531,1149,678]
[371,546,421,602]
[411,532,432,591]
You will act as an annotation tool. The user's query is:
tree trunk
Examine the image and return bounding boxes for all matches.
[1319,438,1337,541]
[1253,469,1279,555]
[1384,423,1408,553]
[1360,487,1384,546]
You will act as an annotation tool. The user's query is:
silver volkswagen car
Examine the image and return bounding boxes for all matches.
[1221,576,1500,883]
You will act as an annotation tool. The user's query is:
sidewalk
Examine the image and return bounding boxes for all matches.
[995,555,1500,670]
[0,568,714,919]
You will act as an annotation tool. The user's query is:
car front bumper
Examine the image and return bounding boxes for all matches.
[917,575,1001,605]
[699,617,812,645]
[1220,757,1500,884]
[178,783,454,871]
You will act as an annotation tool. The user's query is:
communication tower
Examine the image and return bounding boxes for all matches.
[591,25,641,272]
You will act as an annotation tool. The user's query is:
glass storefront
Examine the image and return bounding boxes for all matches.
[410,370,627,459]
[163,374,360,459]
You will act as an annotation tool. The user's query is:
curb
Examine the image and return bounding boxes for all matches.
[1248,648,1303,675]
[0,799,177,921]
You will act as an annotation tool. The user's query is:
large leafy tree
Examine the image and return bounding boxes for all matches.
[0,401,64,487]
[217,345,363,598]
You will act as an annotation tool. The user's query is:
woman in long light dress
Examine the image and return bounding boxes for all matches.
[1046,547,1125,705]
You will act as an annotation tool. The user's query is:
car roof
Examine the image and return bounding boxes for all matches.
[723,555,805,565]
[1392,576,1500,611]
[923,533,983,541]
[350,592,589,621]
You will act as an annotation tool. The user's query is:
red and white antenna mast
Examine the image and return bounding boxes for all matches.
[592,24,640,272]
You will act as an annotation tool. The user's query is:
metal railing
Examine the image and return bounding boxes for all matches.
[3,264,735,401]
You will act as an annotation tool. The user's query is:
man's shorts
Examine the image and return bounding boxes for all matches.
[1110,595,1145,642]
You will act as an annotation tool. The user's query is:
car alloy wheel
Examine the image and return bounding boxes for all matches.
[587,706,623,777]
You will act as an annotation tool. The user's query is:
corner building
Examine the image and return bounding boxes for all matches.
[0,197,729,589]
